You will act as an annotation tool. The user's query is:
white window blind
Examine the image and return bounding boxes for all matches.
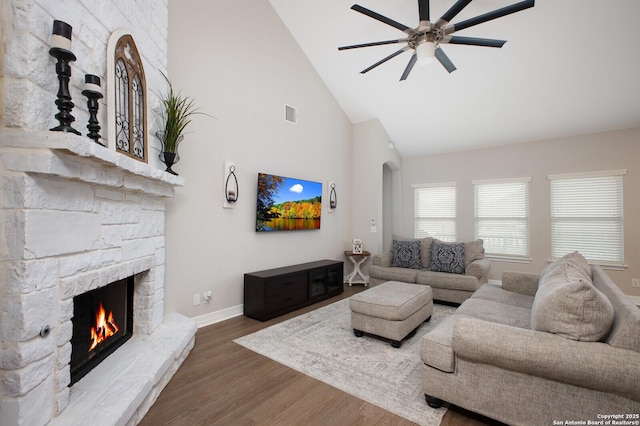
[474,178,530,259]
[413,182,456,242]
[549,170,625,265]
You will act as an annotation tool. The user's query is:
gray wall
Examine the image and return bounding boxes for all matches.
[351,119,402,258]
[401,127,640,296]
[165,0,353,318]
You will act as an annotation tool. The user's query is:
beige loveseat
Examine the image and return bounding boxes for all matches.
[369,235,491,304]
[420,252,640,425]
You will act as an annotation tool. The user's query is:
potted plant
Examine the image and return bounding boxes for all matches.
[155,72,209,175]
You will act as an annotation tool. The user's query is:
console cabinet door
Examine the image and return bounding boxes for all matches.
[264,272,307,313]
[309,263,344,299]
[309,268,327,299]
[326,264,343,294]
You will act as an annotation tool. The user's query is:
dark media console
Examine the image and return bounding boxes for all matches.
[244,260,344,321]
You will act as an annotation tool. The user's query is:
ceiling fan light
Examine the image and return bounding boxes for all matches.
[416,41,435,65]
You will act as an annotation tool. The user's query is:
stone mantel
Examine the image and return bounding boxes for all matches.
[0,129,195,426]
[0,130,184,197]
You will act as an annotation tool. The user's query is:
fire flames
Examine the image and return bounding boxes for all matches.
[88,302,119,351]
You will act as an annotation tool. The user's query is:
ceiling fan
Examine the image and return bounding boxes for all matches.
[338,0,535,80]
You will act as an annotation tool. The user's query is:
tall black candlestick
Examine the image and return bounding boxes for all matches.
[49,20,80,135]
[82,74,104,145]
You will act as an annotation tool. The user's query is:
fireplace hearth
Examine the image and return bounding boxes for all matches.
[70,276,134,385]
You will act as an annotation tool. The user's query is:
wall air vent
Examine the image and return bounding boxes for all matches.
[284,104,297,125]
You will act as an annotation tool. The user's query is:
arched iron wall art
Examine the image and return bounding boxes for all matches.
[107,30,147,162]
[223,161,238,209]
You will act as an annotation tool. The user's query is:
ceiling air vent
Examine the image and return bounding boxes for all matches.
[284,104,297,125]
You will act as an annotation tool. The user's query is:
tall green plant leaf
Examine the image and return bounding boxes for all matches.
[157,72,209,152]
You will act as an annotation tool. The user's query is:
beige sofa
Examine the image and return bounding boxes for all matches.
[420,252,640,425]
[369,235,491,304]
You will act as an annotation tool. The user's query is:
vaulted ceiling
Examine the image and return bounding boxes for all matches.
[269,0,640,157]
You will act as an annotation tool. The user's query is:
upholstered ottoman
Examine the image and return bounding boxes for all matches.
[349,281,433,348]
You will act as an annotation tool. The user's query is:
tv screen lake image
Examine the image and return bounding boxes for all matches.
[256,173,322,232]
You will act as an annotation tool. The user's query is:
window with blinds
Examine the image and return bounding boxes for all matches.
[474,178,530,259]
[413,182,456,242]
[549,170,625,265]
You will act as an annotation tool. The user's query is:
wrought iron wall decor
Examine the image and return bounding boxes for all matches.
[223,161,238,209]
[328,181,337,212]
[49,20,81,135]
[113,34,147,162]
[226,166,238,202]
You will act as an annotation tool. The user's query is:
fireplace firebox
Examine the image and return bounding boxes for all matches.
[70,276,134,385]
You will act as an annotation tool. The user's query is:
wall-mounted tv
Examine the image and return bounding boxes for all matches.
[256,173,322,232]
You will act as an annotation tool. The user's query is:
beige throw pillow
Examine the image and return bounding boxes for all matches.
[531,255,614,341]
[559,251,592,278]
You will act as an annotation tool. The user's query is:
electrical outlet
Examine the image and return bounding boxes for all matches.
[193,293,201,305]
[203,291,212,303]
[632,279,640,288]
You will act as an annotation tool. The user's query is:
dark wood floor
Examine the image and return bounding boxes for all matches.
[140,284,500,426]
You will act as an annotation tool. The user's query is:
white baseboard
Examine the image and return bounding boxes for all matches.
[193,304,244,328]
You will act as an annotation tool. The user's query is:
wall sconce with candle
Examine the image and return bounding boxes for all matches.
[49,20,81,135]
[328,181,337,212]
[223,161,238,209]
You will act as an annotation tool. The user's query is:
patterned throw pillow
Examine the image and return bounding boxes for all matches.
[429,240,465,274]
[390,240,422,269]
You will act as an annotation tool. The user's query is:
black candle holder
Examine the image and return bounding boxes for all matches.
[82,74,104,145]
[225,165,239,203]
[49,20,80,135]
[329,183,337,209]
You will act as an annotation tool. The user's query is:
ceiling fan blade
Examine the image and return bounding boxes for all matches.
[351,4,412,33]
[446,0,534,34]
[418,0,430,22]
[338,39,409,51]
[360,47,410,74]
[435,47,457,73]
[400,53,417,81]
[435,0,472,28]
[442,35,506,48]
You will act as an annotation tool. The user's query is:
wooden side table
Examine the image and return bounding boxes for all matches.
[344,250,371,286]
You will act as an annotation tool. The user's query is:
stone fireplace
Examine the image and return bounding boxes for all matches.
[0,131,197,425]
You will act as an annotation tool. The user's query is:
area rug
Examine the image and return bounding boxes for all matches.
[234,298,455,425]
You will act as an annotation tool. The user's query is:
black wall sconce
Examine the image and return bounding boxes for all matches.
[329,181,337,211]
[224,161,238,209]
[49,20,81,135]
